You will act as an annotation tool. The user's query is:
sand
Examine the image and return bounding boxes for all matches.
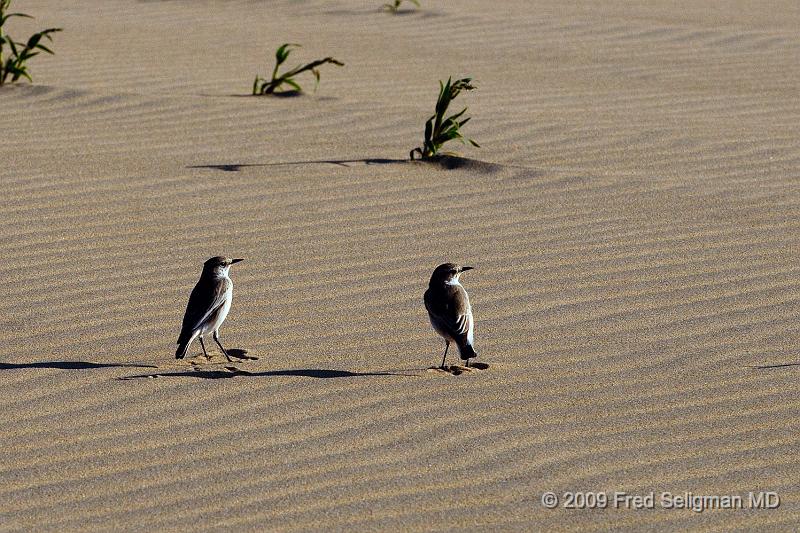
[2,0,799,530]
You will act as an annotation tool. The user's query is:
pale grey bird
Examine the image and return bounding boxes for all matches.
[176,256,243,361]
[424,263,477,368]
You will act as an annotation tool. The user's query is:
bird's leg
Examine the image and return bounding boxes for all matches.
[199,336,211,360]
[464,358,469,368]
[213,331,232,362]
[440,341,450,369]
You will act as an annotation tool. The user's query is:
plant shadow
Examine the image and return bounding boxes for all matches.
[188,158,406,172]
[258,90,302,98]
[198,93,337,100]
[188,155,504,173]
[323,8,443,18]
[424,154,504,172]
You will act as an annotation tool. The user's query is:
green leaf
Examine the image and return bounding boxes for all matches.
[438,118,456,133]
[25,33,42,48]
[439,130,460,142]
[256,43,342,96]
[312,67,320,91]
[3,12,33,23]
[10,64,31,82]
[34,43,53,54]
[282,77,302,92]
[275,43,299,66]
[435,77,451,115]
[448,107,467,122]
[411,75,478,159]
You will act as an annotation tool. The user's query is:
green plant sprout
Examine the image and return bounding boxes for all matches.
[410,77,479,160]
[0,0,61,85]
[252,43,344,95]
[384,0,420,13]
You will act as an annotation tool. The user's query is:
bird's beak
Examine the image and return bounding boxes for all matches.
[230,258,244,264]
[460,266,474,272]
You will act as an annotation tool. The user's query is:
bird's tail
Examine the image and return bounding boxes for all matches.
[459,343,477,361]
[175,341,189,359]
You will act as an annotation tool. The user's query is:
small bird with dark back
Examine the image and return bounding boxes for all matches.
[176,256,243,361]
[424,263,478,368]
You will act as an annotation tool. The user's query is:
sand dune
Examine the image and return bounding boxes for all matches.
[2,0,799,530]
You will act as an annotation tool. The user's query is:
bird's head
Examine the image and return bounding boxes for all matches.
[430,263,473,286]
[203,256,244,277]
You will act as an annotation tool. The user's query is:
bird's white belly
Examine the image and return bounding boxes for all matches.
[200,287,232,335]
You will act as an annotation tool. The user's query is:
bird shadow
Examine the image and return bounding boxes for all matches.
[187,158,405,172]
[224,348,258,361]
[0,361,159,370]
[118,367,416,380]
[0,348,255,372]
[428,362,490,376]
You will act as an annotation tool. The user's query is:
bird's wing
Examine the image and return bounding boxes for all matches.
[425,285,472,343]
[177,277,231,344]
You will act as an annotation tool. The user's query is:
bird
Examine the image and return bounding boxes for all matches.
[176,256,243,362]
[424,263,478,368]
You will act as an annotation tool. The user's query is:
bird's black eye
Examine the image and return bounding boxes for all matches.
[450,269,457,275]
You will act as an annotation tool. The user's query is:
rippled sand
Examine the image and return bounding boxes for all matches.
[2,0,799,530]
